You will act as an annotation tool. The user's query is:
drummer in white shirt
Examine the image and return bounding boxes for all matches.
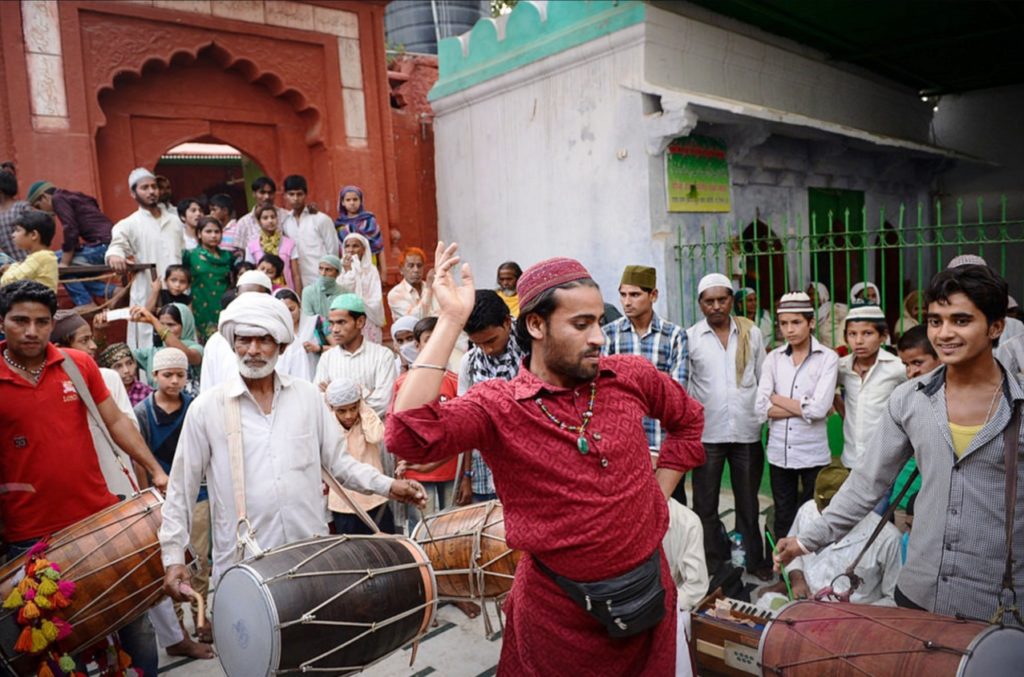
[160,292,426,597]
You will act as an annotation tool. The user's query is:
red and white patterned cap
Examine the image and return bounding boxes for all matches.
[517,257,592,310]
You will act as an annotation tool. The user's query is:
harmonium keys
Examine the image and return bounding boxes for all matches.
[691,587,774,676]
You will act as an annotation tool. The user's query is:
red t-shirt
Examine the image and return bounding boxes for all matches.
[393,370,460,482]
[0,343,119,542]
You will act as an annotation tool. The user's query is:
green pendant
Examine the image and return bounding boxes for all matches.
[577,436,589,455]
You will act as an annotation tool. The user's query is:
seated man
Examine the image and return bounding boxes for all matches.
[761,462,901,606]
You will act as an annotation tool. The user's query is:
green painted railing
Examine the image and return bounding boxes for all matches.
[674,197,1024,348]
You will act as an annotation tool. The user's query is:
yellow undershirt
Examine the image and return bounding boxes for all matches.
[949,422,984,458]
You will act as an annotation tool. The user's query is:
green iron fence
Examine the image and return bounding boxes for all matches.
[674,196,1024,348]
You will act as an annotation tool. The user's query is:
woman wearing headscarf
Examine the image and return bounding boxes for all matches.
[734,287,775,349]
[895,289,922,337]
[849,281,880,305]
[274,288,328,382]
[338,232,385,344]
[129,302,204,395]
[334,185,383,258]
[806,281,848,350]
[301,254,342,318]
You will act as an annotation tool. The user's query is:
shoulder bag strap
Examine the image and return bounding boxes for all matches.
[222,387,262,558]
[60,350,139,494]
[994,400,1022,625]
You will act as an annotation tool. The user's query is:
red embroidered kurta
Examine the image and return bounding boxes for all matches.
[386,354,705,675]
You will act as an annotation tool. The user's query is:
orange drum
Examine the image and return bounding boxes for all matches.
[759,600,1024,676]
[412,501,521,600]
[0,490,169,675]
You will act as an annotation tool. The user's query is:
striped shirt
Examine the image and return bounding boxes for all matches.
[602,313,688,450]
[799,361,1024,624]
[313,340,397,418]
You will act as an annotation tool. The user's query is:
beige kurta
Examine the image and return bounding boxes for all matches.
[328,402,388,514]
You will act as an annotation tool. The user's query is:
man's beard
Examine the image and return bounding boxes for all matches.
[546,341,600,384]
[238,353,278,379]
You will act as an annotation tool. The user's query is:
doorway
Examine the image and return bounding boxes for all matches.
[154,142,263,217]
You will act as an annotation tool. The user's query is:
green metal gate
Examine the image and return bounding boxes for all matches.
[674,196,1024,347]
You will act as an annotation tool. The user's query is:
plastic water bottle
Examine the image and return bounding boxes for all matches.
[729,531,746,568]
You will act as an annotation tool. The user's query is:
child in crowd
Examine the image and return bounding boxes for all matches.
[334,186,383,262]
[133,348,214,649]
[258,254,286,290]
[850,282,881,305]
[324,377,394,535]
[394,317,460,531]
[177,197,204,250]
[209,193,237,250]
[0,210,57,290]
[233,258,255,279]
[835,305,906,470]
[183,216,233,339]
[148,264,192,313]
[756,291,839,542]
[245,204,300,293]
[98,342,153,406]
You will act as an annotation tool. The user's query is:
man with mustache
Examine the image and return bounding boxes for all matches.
[387,247,705,674]
[603,265,691,504]
[160,291,426,597]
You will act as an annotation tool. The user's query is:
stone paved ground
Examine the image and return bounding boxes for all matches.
[159,488,773,675]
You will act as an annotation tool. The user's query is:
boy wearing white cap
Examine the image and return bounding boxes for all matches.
[105,168,185,349]
[755,291,839,543]
[686,273,771,578]
[324,377,395,534]
[835,305,906,470]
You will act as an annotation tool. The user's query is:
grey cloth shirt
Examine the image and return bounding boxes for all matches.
[798,361,1024,624]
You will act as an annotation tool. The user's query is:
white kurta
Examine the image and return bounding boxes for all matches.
[92,369,139,497]
[282,208,339,287]
[313,341,397,418]
[159,371,394,584]
[789,500,901,606]
[276,315,321,382]
[197,331,237,392]
[837,350,907,469]
[105,207,185,349]
[662,499,709,611]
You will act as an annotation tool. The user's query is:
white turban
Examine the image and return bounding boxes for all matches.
[325,377,363,407]
[697,273,733,297]
[236,269,273,291]
[218,292,294,347]
[128,167,156,191]
[390,315,418,340]
[948,254,987,269]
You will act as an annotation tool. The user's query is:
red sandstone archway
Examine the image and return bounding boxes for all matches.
[95,46,323,217]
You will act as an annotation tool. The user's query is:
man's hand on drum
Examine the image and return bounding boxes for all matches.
[389,478,428,510]
[150,468,169,494]
[164,564,193,603]
[772,536,810,570]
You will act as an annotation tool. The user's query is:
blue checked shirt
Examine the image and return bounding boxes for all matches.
[602,313,688,449]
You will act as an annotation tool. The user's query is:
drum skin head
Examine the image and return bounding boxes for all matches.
[214,564,279,677]
[958,625,1024,676]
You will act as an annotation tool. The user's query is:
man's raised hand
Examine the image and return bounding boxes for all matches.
[431,242,475,326]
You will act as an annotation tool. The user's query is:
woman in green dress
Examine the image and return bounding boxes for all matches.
[183,216,235,339]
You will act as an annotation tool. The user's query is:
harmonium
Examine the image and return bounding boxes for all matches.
[691,587,773,676]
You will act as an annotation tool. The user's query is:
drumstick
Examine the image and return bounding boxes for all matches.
[765,530,794,601]
[180,583,206,631]
[320,465,382,534]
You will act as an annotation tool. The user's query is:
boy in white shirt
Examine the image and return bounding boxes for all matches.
[835,305,907,470]
[756,291,839,543]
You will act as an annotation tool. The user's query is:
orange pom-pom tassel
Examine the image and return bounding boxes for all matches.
[20,600,40,619]
[38,664,54,677]
[51,591,70,609]
[14,626,32,652]
[17,577,38,594]
[118,649,132,669]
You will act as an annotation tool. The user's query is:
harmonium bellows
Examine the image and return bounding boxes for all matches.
[691,587,773,676]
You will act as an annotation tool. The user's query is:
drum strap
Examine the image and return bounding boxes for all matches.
[319,466,382,534]
[60,350,140,495]
[993,400,1022,625]
[222,388,263,559]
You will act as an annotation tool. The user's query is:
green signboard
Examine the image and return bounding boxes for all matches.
[665,135,731,213]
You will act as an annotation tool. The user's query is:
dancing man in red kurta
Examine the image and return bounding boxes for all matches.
[387,245,705,675]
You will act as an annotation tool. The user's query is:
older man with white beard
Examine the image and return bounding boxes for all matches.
[159,292,426,596]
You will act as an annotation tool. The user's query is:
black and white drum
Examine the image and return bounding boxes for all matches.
[213,534,436,676]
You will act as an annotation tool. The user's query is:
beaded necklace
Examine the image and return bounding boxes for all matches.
[535,382,598,454]
[3,349,44,383]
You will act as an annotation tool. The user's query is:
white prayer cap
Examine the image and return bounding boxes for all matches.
[777,292,815,314]
[1010,296,1019,310]
[845,304,886,322]
[947,254,987,268]
[325,377,362,407]
[236,269,273,292]
[697,273,733,298]
[152,347,187,373]
[128,167,156,191]
[849,281,879,300]
[390,315,418,340]
[219,292,294,347]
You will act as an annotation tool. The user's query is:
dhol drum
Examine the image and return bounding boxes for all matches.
[412,501,521,600]
[759,600,1024,676]
[0,489,168,676]
[213,534,436,676]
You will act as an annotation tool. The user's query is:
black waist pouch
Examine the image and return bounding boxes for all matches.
[534,550,665,638]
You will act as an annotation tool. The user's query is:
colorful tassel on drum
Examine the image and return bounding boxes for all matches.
[18,577,39,594]
[117,649,132,669]
[53,619,72,641]
[38,663,55,677]
[26,541,48,558]
[35,595,53,611]
[15,626,33,653]
[40,566,61,581]
[3,588,23,608]
[51,591,70,609]
[30,627,48,653]
[37,578,58,597]
[40,619,59,643]
[57,580,74,597]
[20,600,40,620]
[58,654,75,674]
